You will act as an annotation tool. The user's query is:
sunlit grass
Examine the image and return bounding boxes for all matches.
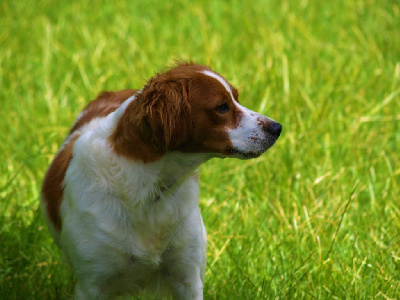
[1,0,399,298]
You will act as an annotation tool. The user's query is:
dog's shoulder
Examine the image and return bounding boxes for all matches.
[42,89,137,231]
[69,89,138,135]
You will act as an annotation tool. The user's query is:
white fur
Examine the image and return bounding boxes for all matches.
[199,70,236,102]
[228,103,277,156]
[52,97,210,299]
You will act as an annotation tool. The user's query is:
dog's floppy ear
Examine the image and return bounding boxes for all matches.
[135,77,192,153]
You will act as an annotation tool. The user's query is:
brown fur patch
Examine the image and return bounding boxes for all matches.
[110,74,193,162]
[41,134,80,230]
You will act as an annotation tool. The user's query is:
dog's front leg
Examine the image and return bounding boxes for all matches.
[163,210,206,300]
[167,267,204,300]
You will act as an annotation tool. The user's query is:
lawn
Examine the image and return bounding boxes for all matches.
[0,0,399,299]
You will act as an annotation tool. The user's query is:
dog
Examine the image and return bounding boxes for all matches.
[41,62,282,299]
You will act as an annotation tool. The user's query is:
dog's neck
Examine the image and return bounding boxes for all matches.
[154,152,212,201]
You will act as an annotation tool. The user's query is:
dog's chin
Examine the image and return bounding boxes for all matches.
[224,140,278,160]
[234,150,265,160]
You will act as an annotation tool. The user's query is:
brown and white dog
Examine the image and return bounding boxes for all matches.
[41,62,281,299]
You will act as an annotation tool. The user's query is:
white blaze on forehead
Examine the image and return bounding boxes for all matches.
[199,70,236,102]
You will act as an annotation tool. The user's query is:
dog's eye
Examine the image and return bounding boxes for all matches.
[215,103,229,114]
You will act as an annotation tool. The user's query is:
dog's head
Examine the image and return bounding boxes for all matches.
[130,63,282,160]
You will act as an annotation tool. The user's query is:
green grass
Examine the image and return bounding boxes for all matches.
[1,0,399,298]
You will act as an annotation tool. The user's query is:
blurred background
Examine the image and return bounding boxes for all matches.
[0,0,399,298]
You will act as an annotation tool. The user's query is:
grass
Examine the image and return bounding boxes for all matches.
[1,0,399,298]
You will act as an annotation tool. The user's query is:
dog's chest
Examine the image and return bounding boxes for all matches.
[62,143,202,284]
[131,224,176,264]
[104,180,197,262]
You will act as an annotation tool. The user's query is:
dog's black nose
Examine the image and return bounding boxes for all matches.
[267,122,282,137]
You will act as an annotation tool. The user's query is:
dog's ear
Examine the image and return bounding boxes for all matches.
[135,77,192,153]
